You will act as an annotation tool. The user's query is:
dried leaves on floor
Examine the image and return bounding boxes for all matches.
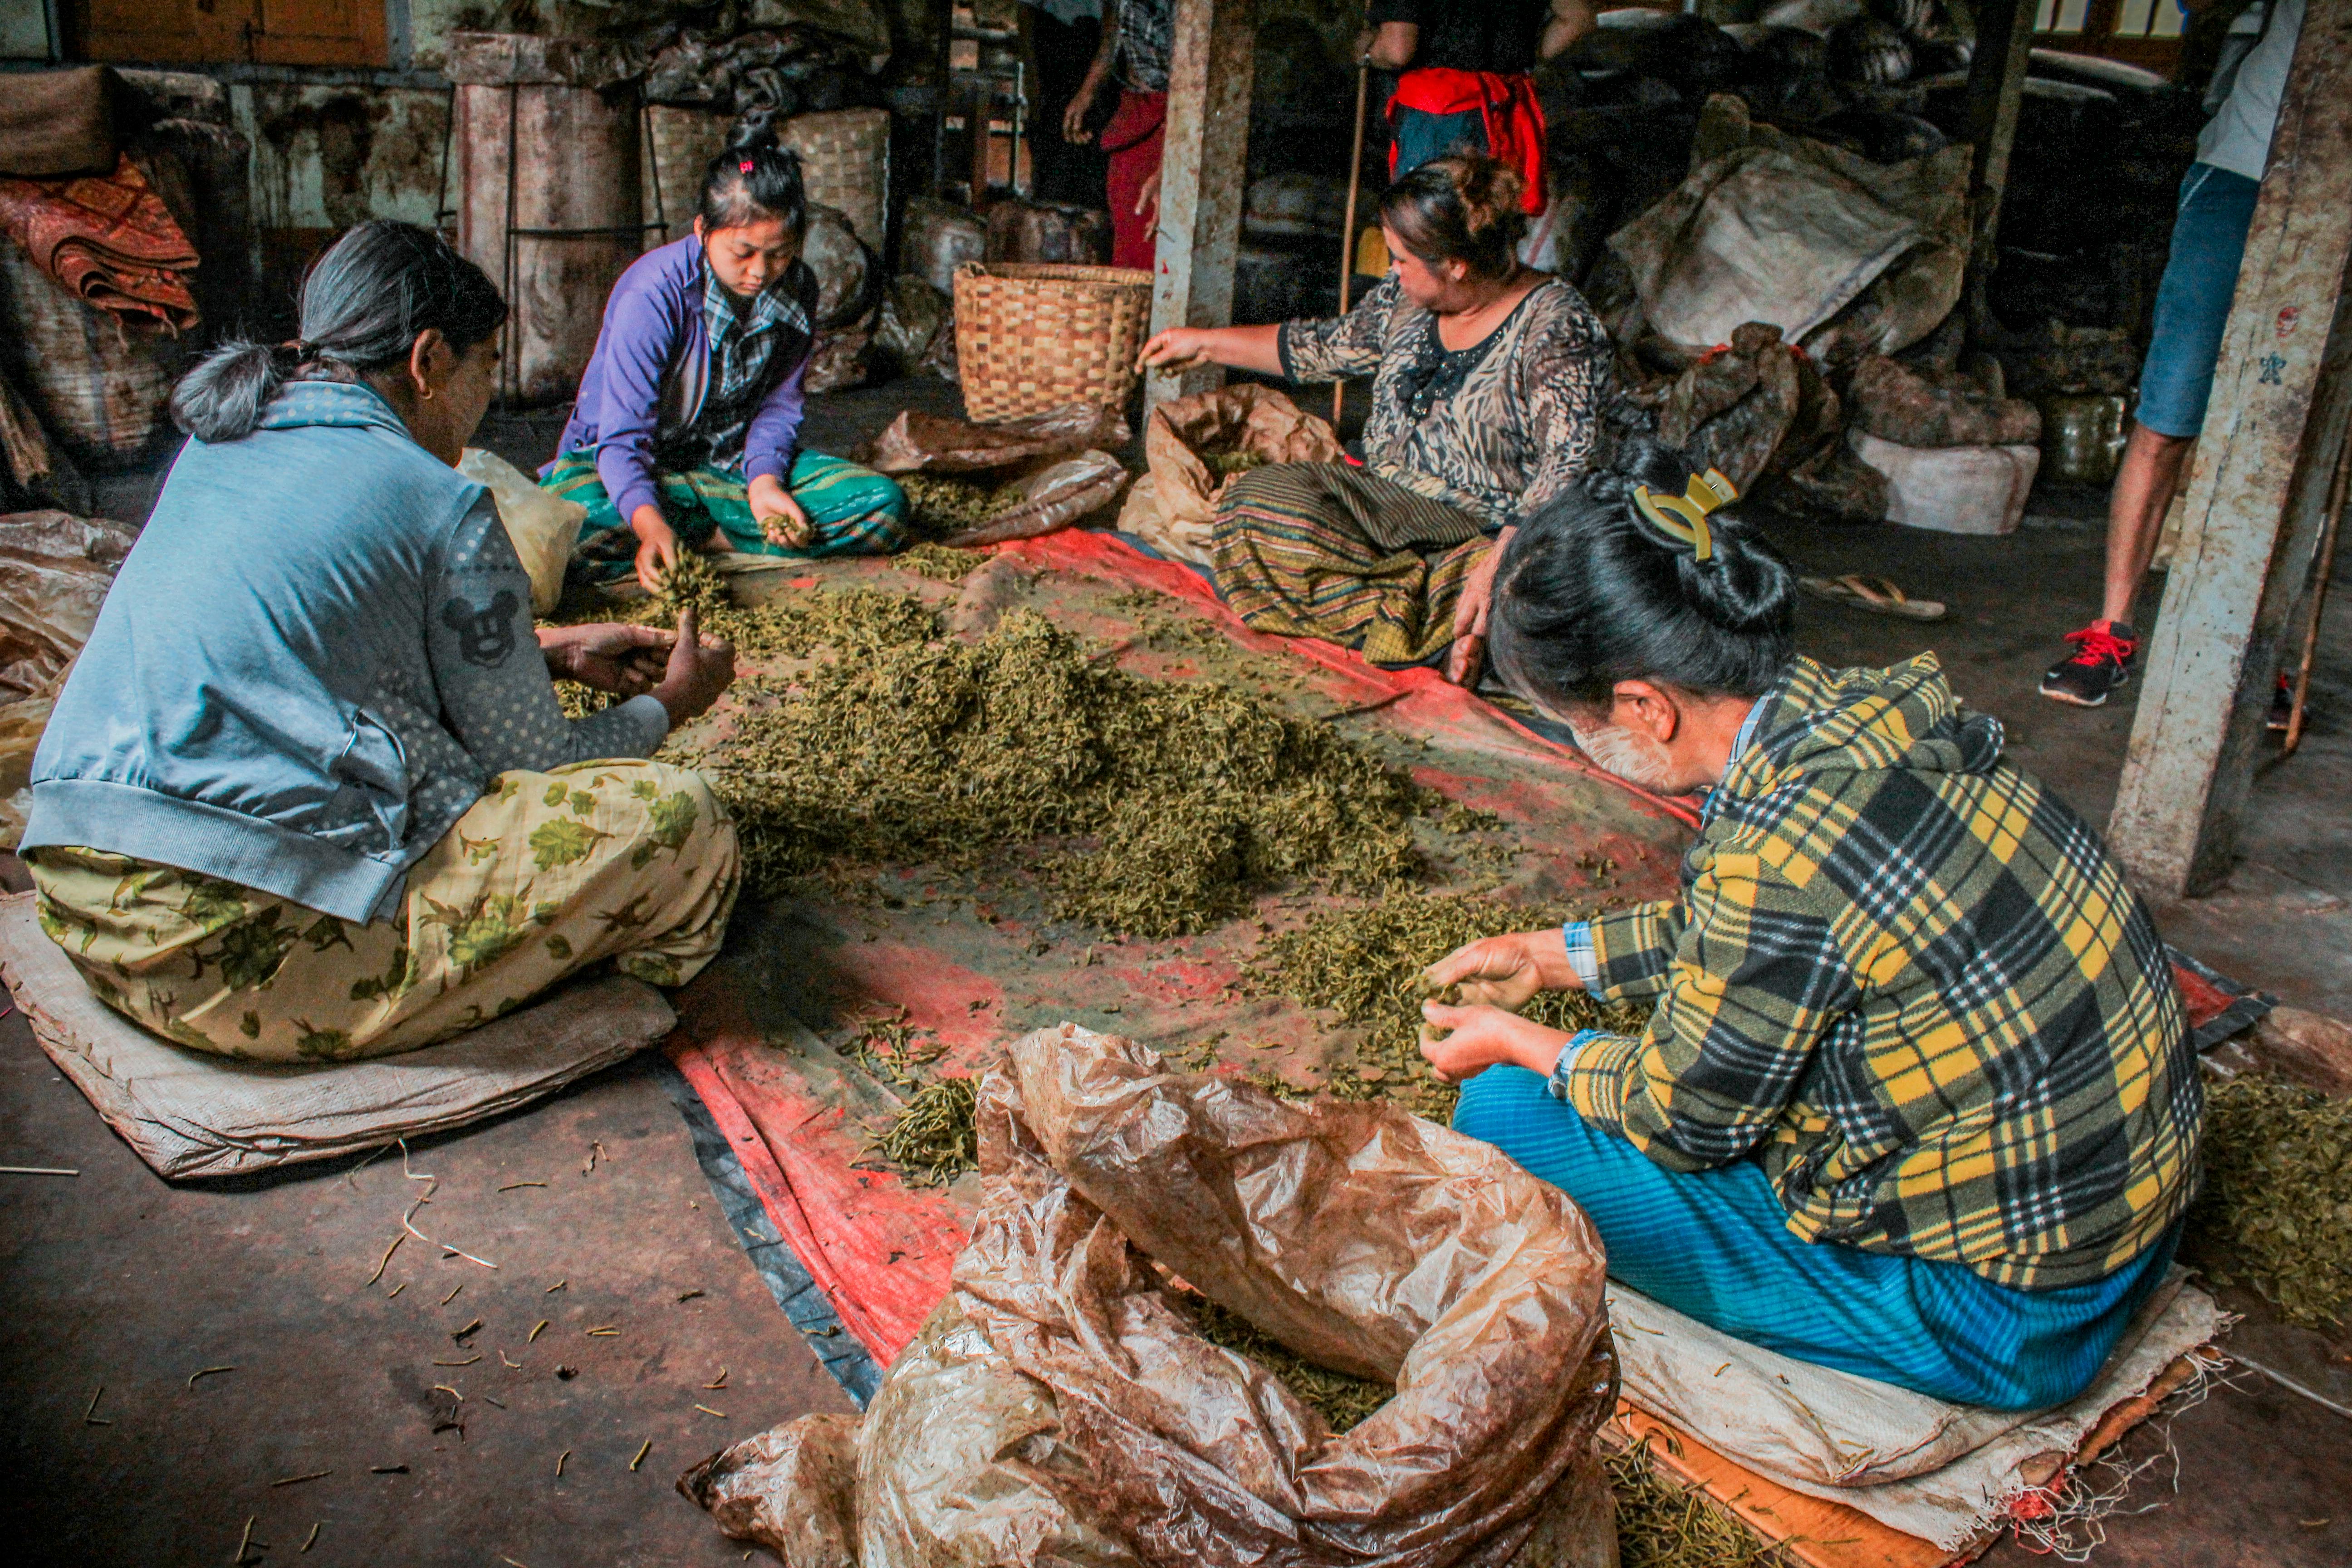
[1245,890,1654,1118]
[892,542,989,581]
[1607,1438,1791,1568]
[873,1077,979,1189]
[2190,1069,2352,1328]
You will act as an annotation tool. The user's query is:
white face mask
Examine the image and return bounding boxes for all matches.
[1566,716,1677,791]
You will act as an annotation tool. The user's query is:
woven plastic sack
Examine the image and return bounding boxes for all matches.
[1609,94,1966,361]
[684,1024,1620,1568]
[1117,384,1343,566]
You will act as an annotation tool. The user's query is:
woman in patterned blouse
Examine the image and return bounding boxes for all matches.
[1137,153,1613,685]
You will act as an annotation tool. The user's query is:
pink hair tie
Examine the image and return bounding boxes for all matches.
[739,158,755,172]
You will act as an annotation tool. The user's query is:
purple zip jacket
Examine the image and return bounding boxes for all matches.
[549,234,811,523]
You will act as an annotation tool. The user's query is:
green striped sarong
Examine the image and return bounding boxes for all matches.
[1208,461,1494,667]
[543,449,909,587]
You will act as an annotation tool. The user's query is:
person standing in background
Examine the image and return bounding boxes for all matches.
[1018,0,1110,208]
[1062,0,1176,272]
[2039,0,2304,710]
[1364,0,1594,201]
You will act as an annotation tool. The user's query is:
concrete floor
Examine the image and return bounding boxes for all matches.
[12,378,2350,1566]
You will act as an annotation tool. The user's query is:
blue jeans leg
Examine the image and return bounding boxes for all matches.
[2135,163,2263,439]
[1450,1065,2177,1410]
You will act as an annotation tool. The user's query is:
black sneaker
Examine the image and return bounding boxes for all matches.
[2040,620,2140,708]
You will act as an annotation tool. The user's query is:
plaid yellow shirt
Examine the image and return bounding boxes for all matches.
[1561,656,2200,1291]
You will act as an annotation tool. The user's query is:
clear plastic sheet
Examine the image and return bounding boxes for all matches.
[935,452,1129,548]
[688,1025,1620,1568]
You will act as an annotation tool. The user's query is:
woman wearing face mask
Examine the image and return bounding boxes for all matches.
[1415,441,2202,1410]
[20,221,742,1063]
[544,114,907,594]
[1134,152,1609,686]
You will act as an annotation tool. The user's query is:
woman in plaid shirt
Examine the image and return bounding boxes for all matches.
[1422,442,2201,1409]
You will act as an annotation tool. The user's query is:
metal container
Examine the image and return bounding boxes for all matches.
[2039,394,2129,487]
[448,33,645,407]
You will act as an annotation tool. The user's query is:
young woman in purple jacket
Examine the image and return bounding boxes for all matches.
[541,116,907,593]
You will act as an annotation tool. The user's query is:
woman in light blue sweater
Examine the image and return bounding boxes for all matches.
[22,222,745,1063]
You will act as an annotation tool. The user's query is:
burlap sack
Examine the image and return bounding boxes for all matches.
[1119,384,1342,565]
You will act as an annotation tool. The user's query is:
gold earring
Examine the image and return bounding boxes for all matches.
[419,386,434,402]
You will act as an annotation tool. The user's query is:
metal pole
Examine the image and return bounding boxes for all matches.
[1958,0,2034,339]
[1332,58,1370,429]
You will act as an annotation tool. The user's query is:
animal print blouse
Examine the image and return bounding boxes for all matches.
[1277,274,1612,530]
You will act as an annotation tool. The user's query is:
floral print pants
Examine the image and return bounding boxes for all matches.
[24,759,740,1063]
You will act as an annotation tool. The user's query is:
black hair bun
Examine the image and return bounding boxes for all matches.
[727,106,781,152]
[1590,436,1795,637]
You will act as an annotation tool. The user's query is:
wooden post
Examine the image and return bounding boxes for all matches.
[1958,0,2034,338]
[1142,0,1256,419]
[2107,5,2352,898]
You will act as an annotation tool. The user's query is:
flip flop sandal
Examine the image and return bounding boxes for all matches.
[1799,573,1948,622]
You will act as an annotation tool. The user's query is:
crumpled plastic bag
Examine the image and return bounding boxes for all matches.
[872,275,950,377]
[856,402,1129,476]
[457,450,583,615]
[0,509,133,698]
[1117,384,1341,566]
[683,1024,1620,1568]
[0,508,137,845]
[806,204,879,332]
[936,452,1130,547]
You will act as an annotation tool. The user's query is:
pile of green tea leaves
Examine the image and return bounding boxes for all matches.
[1246,889,1654,1117]
[1607,1439,1790,1568]
[702,607,1431,931]
[1202,448,1268,478]
[2188,1069,2352,1328]
[1176,1289,1393,1432]
[552,579,943,716]
[899,472,1033,535]
[893,542,989,581]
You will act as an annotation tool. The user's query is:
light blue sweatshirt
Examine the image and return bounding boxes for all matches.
[24,380,670,922]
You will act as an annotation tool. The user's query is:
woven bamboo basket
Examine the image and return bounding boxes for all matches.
[953,262,1154,422]
[776,108,890,251]
[642,104,731,240]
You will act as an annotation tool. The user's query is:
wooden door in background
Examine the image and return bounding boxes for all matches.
[77,0,387,68]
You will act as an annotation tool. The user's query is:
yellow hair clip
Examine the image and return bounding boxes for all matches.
[1632,468,1740,561]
